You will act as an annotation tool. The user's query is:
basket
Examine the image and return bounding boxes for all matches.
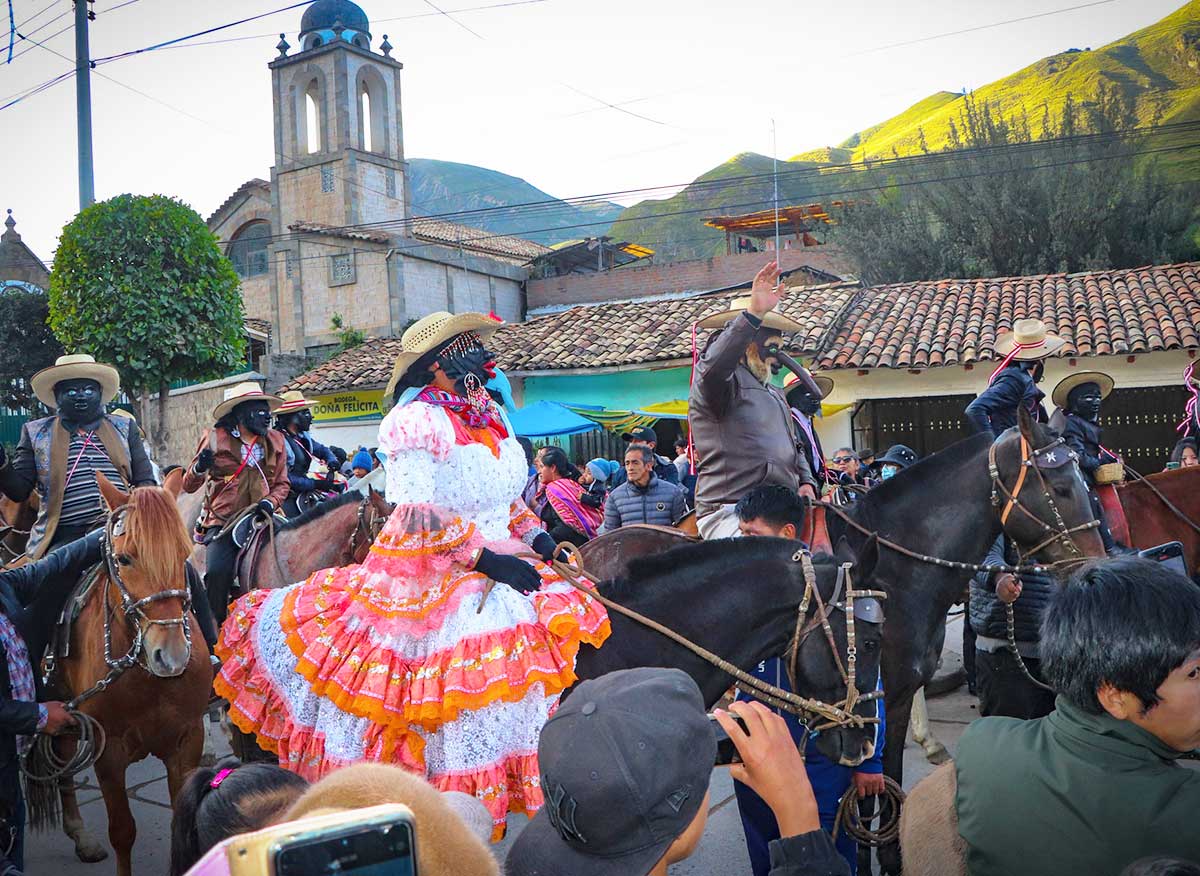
[1094,462,1125,485]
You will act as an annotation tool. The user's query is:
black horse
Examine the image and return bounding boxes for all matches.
[573,534,884,767]
[827,409,1105,871]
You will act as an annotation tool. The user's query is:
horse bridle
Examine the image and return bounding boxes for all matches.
[783,551,888,731]
[0,505,30,565]
[346,494,388,564]
[988,434,1099,563]
[68,505,193,709]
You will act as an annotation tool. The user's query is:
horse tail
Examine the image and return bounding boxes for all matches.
[19,752,63,832]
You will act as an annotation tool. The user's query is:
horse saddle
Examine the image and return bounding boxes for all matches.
[1096,483,1130,546]
[47,562,104,674]
[801,503,833,556]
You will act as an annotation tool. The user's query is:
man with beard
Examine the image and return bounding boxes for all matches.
[0,354,219,661]
[183,382,290,624]
[272,391,345,517]
[689,261,818,539]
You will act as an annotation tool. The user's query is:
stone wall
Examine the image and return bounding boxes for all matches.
[154,372,263,467]
[526,247,852,310]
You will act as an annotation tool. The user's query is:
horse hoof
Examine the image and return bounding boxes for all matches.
[925,743,952,765]
[74,834,109,863]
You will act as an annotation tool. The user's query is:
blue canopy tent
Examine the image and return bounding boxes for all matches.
[508,400,599,437]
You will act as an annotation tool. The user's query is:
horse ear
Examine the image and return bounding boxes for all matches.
[1017,403,1035,443]
[163,467,183,500]
[853,534,880,582]
[95,471,130,511]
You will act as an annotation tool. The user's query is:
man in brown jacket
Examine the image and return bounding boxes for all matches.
[183,382,289,623]
[689,262,817,539]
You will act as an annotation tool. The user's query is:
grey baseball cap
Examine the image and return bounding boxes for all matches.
[505,667,715,876]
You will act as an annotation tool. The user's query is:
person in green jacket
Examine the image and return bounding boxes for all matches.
[955,556,1200,876]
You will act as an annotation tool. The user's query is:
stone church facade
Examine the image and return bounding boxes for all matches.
[207,0,546,360]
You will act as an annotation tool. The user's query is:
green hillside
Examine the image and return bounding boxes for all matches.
[407,159,624,246]
[611,0,1200,262]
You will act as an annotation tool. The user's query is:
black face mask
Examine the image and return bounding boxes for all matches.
[438,346,496,394]
[55,379,104,426]
[792,391,821,417]
[295,409,314,432]
[1068,384,1103,422]
[235,401,272,437]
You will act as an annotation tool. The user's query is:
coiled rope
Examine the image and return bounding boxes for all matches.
[833,775,906,847]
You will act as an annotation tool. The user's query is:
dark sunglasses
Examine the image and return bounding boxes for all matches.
[831,456,856,464]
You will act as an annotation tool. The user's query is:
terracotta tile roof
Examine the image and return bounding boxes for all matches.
[244,318,273,338]
[287,337,403,395]
[288,221,391,243]
[814,262,1200,370]
[207,178,270,226]
[411,218,551,264]
[490,279,857,373]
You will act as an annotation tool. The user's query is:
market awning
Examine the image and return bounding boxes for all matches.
[509,400,600,437]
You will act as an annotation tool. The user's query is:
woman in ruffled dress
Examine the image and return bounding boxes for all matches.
[214,311,610,839]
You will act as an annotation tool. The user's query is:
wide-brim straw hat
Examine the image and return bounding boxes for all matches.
[31,354,120,409]
[994,319,1065,361]
[696,296,807,335]
[274,389,318,415]
[1052,370,1114,410]
[784,370,834,401]
[382,311,504,402]
[213,381,283,421]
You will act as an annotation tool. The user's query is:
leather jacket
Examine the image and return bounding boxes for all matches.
[689,312,816,518]
[182,427,290,528]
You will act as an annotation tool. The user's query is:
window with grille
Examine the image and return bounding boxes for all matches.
[321,165,335,193]
[329,252,356,286]
[227,222,271,278]
[386,170,396,199]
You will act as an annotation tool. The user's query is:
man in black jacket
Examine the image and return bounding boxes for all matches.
[964,320,1061,438]
[1051,371,1120,552]
[970,534,1056,719]
[1,531,102,871]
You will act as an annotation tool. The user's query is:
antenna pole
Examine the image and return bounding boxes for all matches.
[772,119,781,258]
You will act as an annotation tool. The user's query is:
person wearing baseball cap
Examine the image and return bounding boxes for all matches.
[610,425,680,489]
[505,667,850,876]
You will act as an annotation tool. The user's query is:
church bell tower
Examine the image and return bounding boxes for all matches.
[269,0,408,230]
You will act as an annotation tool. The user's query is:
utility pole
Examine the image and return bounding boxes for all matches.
[75,0,95,209]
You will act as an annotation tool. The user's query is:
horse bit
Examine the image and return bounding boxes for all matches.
[781,550,887,732]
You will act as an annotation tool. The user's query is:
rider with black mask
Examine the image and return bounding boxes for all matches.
[783,369,833,487]
[1052,372,1121,552]
[182,383,290,625]
[272,391,345,517]
[965,320,1061,438]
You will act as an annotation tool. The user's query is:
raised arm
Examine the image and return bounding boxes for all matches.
[965,372,1024,437]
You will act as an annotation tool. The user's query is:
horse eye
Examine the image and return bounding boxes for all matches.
[117,554,133,567]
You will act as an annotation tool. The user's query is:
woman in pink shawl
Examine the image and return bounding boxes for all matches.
[534,446,603,546]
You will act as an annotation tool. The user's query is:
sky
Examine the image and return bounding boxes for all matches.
[0,0,1188,259]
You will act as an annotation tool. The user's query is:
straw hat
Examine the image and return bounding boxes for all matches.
[696,296,807,335]
[783,370,833,401]
[212,381,282,421]
[31,354,120,409]
[382,311,503,401]
[1051,370,1114,410]
[274,390,318,415]
[993,319,1065,361]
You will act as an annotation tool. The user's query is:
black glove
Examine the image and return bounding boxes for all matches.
[195,448,215,474]
[531,531,561,563]
[320,476,345,493]
[255,499,275,518]
[474,549,542,594]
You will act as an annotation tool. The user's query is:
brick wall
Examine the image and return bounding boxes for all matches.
[526,247,851,310]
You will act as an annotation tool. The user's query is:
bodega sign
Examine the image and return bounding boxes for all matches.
[311,390,385,423]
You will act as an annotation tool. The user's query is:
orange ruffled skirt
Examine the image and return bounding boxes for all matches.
[213,506,610,840]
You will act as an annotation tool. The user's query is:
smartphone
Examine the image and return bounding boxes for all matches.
[185,805,417,876]
[1166,462,1182,471]
[1138,541,1188,577]
[710,712,749,766]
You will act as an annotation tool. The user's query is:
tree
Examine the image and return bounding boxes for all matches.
[330,312,366,352]
[831,91,1200,285]
[49,194,246,456]
[0,290,64,412]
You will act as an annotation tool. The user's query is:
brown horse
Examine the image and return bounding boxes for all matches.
[40,473,212,876]
[1114,466,1200,570]
[0,491,37,567]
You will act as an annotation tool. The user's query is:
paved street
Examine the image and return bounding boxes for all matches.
[27,618,977,875]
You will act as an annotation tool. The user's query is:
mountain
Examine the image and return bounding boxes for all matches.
[407,159,624,247]
[611,0,1200,262]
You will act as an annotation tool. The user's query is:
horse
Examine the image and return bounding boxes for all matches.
[27,473,212,876]
[824,409,1105,872]
[0,492,37,567]
[1112,465,1200,570]
[574,533,885,767]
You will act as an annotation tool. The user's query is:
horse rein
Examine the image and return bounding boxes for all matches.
[346,495,388,565]
[0,505,30,565]
[784,552,887,732]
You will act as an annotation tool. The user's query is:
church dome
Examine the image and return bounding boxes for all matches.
[300,0,371,38]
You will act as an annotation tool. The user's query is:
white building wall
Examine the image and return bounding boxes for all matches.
[402,257,450,316]
[812,349,1197,452]
[493,277,523,323]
